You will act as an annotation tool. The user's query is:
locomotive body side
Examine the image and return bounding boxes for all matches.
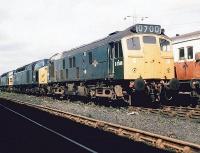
[14,64,33,86]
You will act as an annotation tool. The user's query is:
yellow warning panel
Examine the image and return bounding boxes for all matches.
[38,66,48,84]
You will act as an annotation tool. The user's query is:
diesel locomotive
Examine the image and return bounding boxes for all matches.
[0,24,180,105]
[0,71,14,91]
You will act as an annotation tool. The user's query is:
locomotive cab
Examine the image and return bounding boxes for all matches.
[33,59,48,85]
[122,24,174,80]
[118,24,179,103]
[0,71,14,91]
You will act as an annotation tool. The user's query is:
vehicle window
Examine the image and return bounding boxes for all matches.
[159,38,171,51]
[127,37,140,50]
[118,42,123,57]
[63,59,65,69]
[109,46,113,59]
[115,43,119,58]
[88,52,92,64]
[187,46,193,59]
[179,48,185,60]
[69,58,72,68]
[114,41,123,58]
[143,36,156,44]
[73,57,76,67]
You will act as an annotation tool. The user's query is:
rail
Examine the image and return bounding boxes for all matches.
[128,105,200,122]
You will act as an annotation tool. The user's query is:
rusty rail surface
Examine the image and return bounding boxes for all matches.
[128,105,200,122]
[1,97,200,153]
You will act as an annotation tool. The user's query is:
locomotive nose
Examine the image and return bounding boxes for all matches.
[169,78,180,91]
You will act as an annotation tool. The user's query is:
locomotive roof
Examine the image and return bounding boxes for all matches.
[1,72,9,77]
[15,59,48,72]
[62,24,166,57]
[0,71,13,77]
[62,27,132,57]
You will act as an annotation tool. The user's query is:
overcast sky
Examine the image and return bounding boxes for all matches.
[0,0,200,74]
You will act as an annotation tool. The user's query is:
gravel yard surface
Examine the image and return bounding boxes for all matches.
[0,92,199,144]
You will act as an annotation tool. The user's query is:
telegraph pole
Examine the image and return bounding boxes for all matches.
[124,16,148,25]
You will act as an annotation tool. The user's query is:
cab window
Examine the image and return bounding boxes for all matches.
[127,37,140,50]
[143,36,156,44]
[114,41,123,58]
[159,38,171,52]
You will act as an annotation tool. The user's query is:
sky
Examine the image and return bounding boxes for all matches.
[0,0,200,74]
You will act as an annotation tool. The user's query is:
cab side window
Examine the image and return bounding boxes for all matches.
[159,38,171,52]
[114,41,123,58]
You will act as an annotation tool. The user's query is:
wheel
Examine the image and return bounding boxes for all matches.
[160,89,177,105]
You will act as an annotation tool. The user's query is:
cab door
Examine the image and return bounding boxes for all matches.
[108,42,114,78]
[114,41,124,79]
[108,41,124,79]
[82,52,87,80]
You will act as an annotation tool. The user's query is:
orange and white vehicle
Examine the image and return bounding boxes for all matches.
[172,31,200,101]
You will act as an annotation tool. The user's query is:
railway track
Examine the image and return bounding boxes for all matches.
[1,96,200,153]
[1,92,200,121]
[128,105,200,121]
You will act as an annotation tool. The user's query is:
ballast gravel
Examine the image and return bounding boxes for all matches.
[0,92,199,144]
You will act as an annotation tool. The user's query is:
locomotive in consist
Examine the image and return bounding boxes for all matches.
[0,24,179,105]
[0,71,14,91]
[11,59,48,94]
[172,31,200,102]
